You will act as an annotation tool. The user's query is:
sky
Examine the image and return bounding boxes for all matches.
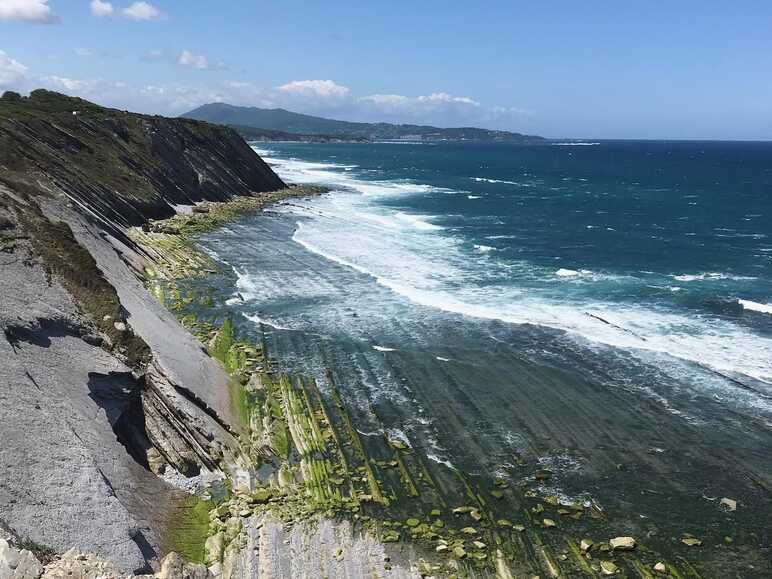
[1,0,771,139]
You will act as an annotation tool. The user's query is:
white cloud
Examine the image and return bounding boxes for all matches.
[178,50,208,70]
[0,0,55,22]
[358,91,482,119]
[12,66,530,131]
[278,79,350,99]
[74,47,94,57]
[0,50,28,88]
[417,92,479,106]
[41,75,94,92]
[90,0,114,17]
[359,94,409,106]
[177,50,226,71]
[122,1,160,21]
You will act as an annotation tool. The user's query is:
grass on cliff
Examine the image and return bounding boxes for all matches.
[164,495,213,564]
[19,207,151,366]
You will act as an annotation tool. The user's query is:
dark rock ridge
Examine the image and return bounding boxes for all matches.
[182,101,546,143]
[0,89,285,227]
[0,90,286,572]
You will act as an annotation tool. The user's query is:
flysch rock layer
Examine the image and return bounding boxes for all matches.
[1,91,423,578]
[0,232,172,573]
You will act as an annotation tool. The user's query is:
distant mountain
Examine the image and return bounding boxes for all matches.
[181,102,545,143]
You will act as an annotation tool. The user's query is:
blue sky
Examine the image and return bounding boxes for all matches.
[1,0,771,139]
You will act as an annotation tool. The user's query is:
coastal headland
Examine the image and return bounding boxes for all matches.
[0,90,768,578]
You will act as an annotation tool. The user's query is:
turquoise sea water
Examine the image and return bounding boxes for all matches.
[248,141,772,388]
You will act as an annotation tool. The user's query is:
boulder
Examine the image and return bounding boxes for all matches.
[609,536,636,551]
[600,560,619,575]
[720,497,737,512]
[654,562,667,574]
[681,537,702,547]
[156,552,211,579]
[40,548,125,578]
[0,539,44,579]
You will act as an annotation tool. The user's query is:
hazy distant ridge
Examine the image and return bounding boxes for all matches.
[182,102,545,142]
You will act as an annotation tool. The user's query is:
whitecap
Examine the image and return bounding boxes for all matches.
[373,345,396,352]
[738,299,772,315]
[556,268,580,277]
[245,313,292,331]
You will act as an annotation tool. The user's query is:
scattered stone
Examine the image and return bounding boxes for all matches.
[452,546,467,559]
[600,560,619,575]
[580,539,593,552]
[720,497,737,512]
[473,541,487,549]
[39,548,125,579]
[681,537,703,547]
[461,527,477,535]
[654,562,667,574]
[490,489,504,499]
[156,551,210,579]
[436,544,449,553]
[452,506,474,514]
[535,470,552,481]
[512,524,526,532]
[0,539,44,579]
[470,510,482,521]
[430,509,441,517]
[382,530,400,543]
[205,533,224,566]
[724,536,734,544]
[113,321,127,332]
[544,495,559,506]
[406,518,420,528]
[609,536,636,551]
[497,519,512,527]
[543,519,556,528]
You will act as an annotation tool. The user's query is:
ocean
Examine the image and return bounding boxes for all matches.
[193,140,772,562]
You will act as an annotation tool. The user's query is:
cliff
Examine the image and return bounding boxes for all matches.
[0,90,287,574]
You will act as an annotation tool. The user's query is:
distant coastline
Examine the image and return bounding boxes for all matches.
[182,101,546,144]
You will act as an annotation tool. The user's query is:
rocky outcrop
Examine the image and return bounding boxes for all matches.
[0,90,285,228]
[0,541,212,579]
[0,90,287,573]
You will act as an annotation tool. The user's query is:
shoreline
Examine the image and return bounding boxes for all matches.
[129,185,762,577]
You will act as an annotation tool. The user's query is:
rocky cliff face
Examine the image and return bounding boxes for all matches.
[0,90,286,573]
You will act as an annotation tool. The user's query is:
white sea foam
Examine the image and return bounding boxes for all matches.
[739,299,772,315]
[265,147,772,395]
[552,142,601,146]
[435,356,451,362]
[467,195,482,199]
[556,268,580,277]
[672,272,757,282]
[474,244,495,253]
[386,428,412,448]
[245,314,292,331]
[373,345,397,352]
[470,177,521,185]
[394,212,444,231]
[426,452,455,469]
